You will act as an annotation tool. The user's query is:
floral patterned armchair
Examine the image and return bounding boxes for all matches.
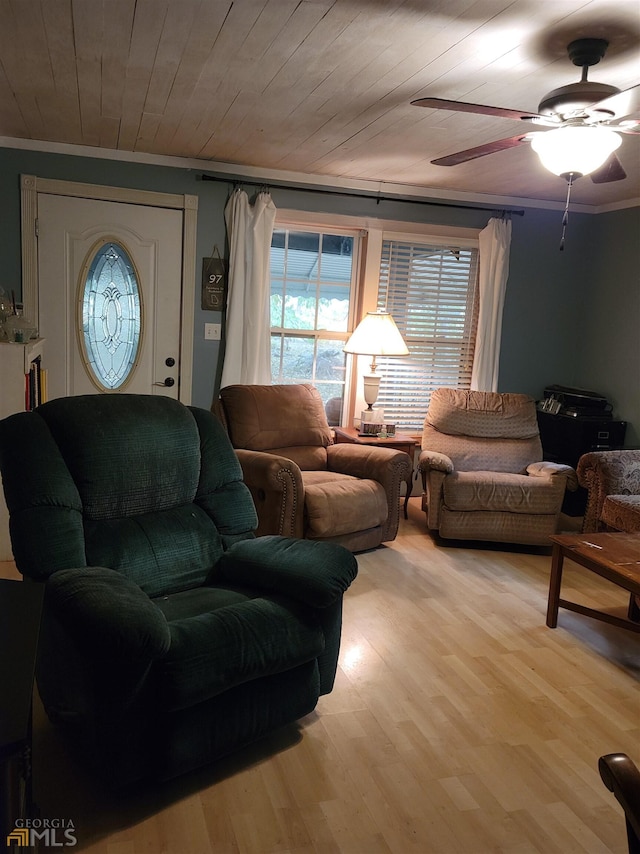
[577,450,640,533]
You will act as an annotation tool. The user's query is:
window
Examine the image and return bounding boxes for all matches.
[79,240,142,391]
[269,213,480,432]
[270,226,360,423]
[373,237,479,432]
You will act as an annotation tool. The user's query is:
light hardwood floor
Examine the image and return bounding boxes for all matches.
[2,501,639,854]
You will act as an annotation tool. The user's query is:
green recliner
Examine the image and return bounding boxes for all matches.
[0,394,357,786]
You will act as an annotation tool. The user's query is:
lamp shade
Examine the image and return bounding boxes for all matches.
[343,310,409,357]
[530,126,621,178]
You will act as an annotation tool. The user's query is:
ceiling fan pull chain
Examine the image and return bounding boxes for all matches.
[559,174,575,252]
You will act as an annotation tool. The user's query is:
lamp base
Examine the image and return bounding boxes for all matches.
[362,373,381,409]
[360,408,384,424]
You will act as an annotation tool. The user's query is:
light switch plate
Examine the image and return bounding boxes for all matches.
[204,323,221,340]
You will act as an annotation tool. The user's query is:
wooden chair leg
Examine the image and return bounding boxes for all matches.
[598,754,640,854]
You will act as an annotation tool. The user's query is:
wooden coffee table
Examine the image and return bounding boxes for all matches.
[546,532,640,632]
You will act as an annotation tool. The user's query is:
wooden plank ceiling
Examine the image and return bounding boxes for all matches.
[0,0,638,207]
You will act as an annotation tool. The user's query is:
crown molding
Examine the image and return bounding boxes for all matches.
[1,136,638,215]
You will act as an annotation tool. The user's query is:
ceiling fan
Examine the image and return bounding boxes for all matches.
[412,38,640,185]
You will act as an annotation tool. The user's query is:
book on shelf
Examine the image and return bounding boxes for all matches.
[25,356,46,410]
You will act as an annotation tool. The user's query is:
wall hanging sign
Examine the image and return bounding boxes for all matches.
[201,247,227,310]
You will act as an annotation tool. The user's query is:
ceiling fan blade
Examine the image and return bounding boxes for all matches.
[590,153,627,184]
[432,134,531,167]
[411,97,542,121]
[587,84,640,121]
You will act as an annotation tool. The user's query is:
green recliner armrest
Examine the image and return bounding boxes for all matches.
[215,536,358,608]
[46,567,171,662]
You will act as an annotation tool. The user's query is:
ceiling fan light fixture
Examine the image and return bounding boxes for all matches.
[530,126,621,179]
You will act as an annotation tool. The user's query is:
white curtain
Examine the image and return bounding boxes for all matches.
[220,188,276,388]
[470,216,512,391]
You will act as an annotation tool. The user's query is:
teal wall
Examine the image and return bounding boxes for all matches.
[575,208,640,446]
[0,146,637,444]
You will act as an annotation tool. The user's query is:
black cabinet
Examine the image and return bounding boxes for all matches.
[537,411,627,469]
[0,580,43,844]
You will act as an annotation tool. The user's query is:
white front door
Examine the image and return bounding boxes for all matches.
[37,194,183,400]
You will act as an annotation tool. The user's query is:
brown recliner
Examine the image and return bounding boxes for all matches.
[418,388,578,545]
[215,383,411,552]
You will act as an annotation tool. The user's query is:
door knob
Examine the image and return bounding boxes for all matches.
[154,377,175,387]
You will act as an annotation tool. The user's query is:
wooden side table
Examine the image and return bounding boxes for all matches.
[333,426,417,518]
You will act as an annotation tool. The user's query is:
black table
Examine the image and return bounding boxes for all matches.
[0,578,44,843]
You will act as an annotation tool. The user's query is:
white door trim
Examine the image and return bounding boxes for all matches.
[20,174,197,404]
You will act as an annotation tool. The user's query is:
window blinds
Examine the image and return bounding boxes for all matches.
[374,239,479,432]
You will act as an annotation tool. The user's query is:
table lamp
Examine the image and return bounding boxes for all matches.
[343,310,408,411]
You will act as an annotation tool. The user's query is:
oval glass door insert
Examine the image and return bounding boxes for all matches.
[79,240,143,390]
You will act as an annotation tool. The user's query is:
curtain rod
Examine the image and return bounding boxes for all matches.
[198,173,525,216]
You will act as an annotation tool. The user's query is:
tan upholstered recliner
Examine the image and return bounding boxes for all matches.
[418,388,577,545]
[215,384,412,552]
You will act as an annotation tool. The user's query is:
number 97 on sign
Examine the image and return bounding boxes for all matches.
[201,257,227,310]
